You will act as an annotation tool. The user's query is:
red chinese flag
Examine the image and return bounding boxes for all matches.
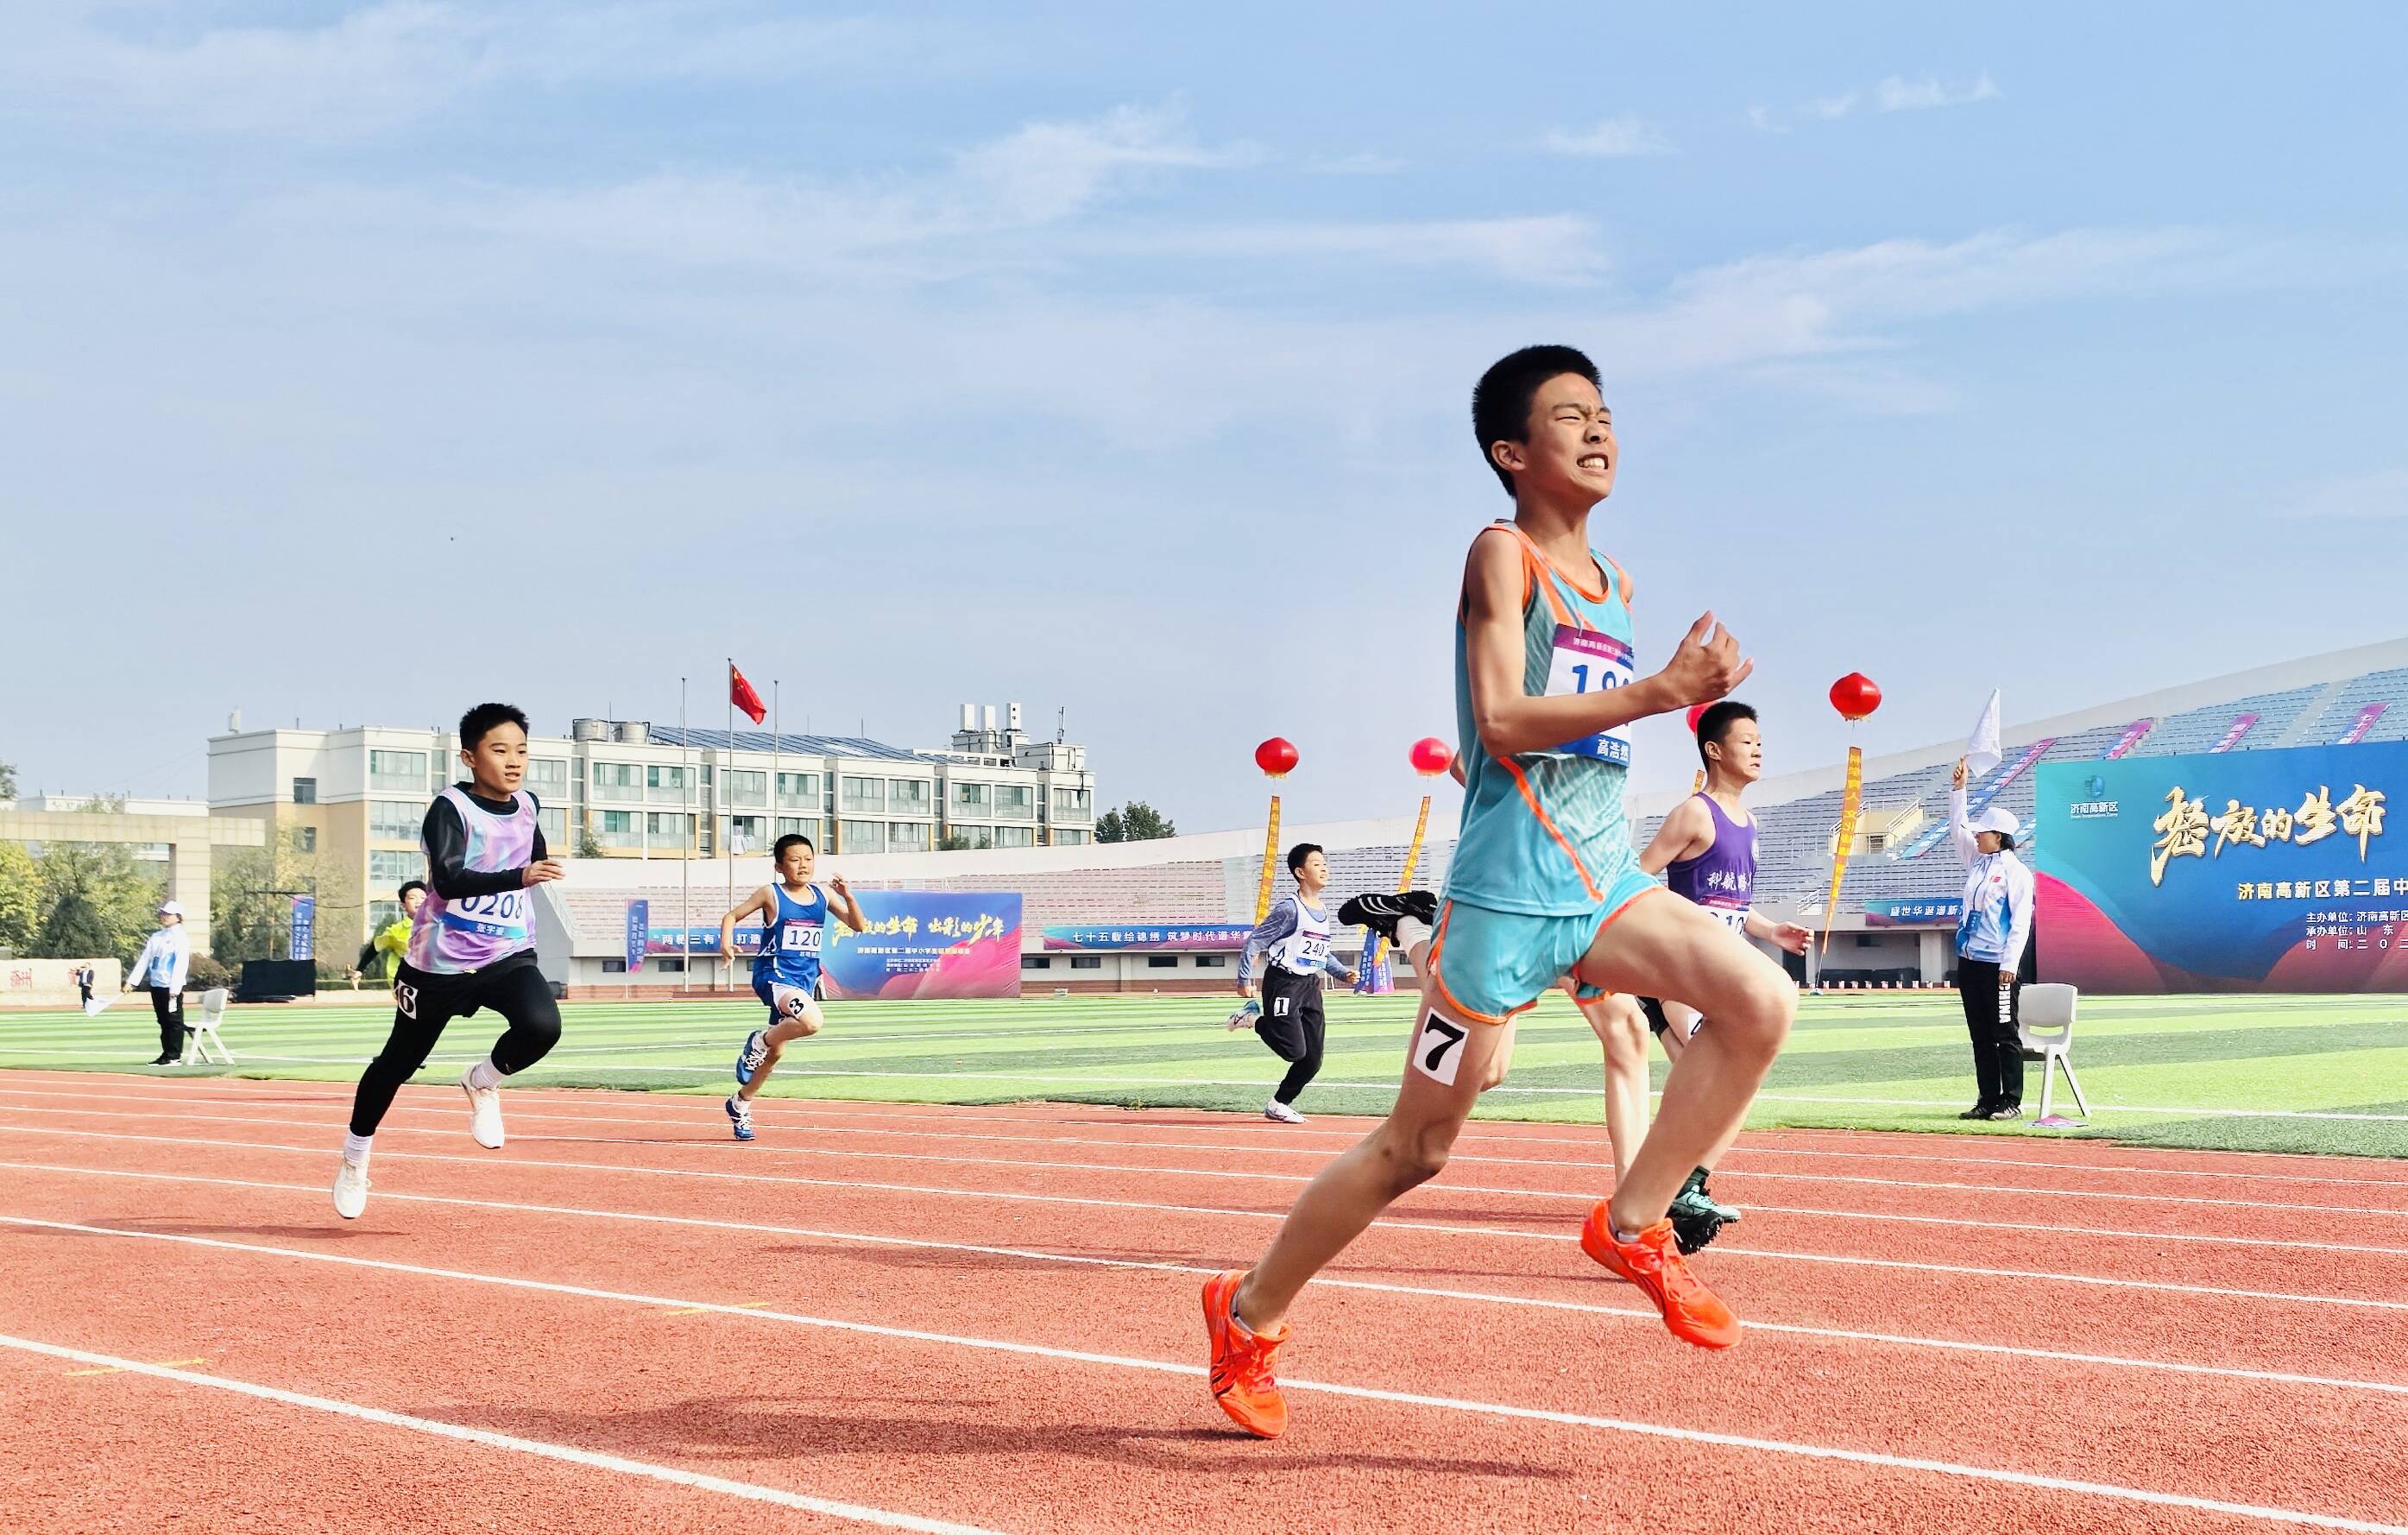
[729,663,767,724]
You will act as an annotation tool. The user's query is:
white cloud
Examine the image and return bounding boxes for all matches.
[1120,215,1606,285]
[1542,116,1673,158]
[952,104,1259,226]
[1875,73,2001,112]
[2281,469,2408,521]
[1754,72,1999,130]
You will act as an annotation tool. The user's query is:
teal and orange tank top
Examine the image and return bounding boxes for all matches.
[1447,521,1638,916]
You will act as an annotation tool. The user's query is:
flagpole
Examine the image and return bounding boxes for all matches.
[725,659,736,988]
[679,676,690,995]
[765,679,779,997]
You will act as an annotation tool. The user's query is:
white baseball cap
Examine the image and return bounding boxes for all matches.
[157,899,185,917]
[1972,806,2020,837]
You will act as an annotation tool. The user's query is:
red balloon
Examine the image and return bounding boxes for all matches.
[1254,736,1300,779]
[1685,703,1711,733]
[1408,737,1454,777]
[1829,673,1882,722]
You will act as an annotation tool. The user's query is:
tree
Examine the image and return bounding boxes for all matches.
[1094,801,1176,843]
[211,835,350,963]
[576,824,604,860]
[29,836,163,964]
[0,759,16,800]
[0,841,39,955]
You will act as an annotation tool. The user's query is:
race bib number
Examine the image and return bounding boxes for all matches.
[442,889,527,938]
[1295,933,1332,968]
[1544,624,1636,765]
[780,922,823,955]
[1702,903,1749,934]
[1411,1009,1470,1086]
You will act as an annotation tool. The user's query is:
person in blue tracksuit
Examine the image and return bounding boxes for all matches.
[1951,757,2036,1121]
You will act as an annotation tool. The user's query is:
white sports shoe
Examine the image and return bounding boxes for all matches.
[1263,1099,1306,1125]
[332,1157,369,1220]
[461,1068,505,1148]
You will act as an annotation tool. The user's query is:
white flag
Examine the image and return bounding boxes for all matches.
[1965,690,2003,776]
[83,992,117,1017]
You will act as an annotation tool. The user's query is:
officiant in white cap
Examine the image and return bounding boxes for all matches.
[1950,754,2035,1121]
[123,900,192,1065]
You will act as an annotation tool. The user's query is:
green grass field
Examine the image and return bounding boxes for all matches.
[5,989,2405,1157]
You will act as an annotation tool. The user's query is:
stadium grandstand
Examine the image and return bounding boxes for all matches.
[537,638,2408,995]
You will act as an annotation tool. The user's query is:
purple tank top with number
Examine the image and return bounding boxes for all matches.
[407,786,538,976]
[1665,793,1756,930]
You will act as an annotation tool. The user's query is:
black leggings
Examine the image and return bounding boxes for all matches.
[349,957,561,1137]
[148,987,185,1058]
[1255,970,1328,1106]
[1956,957,2025,1108]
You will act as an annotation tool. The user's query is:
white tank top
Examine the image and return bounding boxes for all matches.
[1271,898,1333,975]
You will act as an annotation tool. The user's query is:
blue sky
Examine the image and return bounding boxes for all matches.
[3,3,2404,832]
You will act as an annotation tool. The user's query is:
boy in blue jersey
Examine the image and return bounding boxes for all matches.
[1203,345,1800,1439]
[719,834,867,1140]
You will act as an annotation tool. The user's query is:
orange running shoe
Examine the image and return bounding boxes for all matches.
[1580,1206,1740,1349]
[1202,1270,1290,1438]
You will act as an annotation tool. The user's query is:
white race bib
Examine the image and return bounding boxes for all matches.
[1544,624,1636,765]
[1701,904,1749,934]
[443,889,527,937]
[780,922,823,955]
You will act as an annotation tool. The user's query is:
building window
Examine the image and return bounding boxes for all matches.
[776,817,819,843]
[369,850,424,885]
[291,777,317,805]
[292,826,317,854]
[646,812,689,841]
[724,769,767,808]
[840,819,886,854]
[839,776,885,814]
[590,761,640,802]
[952,781,991,812]
[368,900,401,932]
[995,784,1034,820]
[646,765,690,803]
[537,805,566,848]
[776,772,819,807]
[597,810,638,849]
[1146,955,1178,969]
[1195,954,1226,969]
[527,758,569,796]
[369,750,429,792]
[602,957,627,974]
[655,957,686,974]
[1069,956,1103,970]
[1054,829,1091,846]
[993,825,1035,849]
[1052,786,1092,817]
[888,821,931,853]
[369,799,420,841]
[890,779,931,813]
[1022,956,1053,970]
[728,815,767,852]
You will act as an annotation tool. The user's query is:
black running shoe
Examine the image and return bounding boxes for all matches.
[1957,1102,1995,1121]
[1338,890,1438,946]
[1667,1166,1742,1254]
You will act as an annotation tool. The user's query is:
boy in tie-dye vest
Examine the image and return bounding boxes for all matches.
[333,702,566,1220]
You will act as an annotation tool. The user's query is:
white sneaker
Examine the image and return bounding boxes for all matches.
[1264,1099,1306,1125]
[332,1157,369,1220]
[461,1069,505,1148]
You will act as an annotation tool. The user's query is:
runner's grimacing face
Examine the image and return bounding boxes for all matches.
[1719,720,1764,784]
[780,844,815,883]
[1512,375,1616,504]
[462,724,527,796]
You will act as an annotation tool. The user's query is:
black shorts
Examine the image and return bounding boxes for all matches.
[392,951,543,1029]
[1257,967,1327,1044]
[1639,996,1704,1039]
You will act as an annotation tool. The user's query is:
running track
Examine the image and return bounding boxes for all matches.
[2,1068,2404,1533]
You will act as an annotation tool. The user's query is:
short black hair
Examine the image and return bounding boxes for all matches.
[773,833,815,861]
[1286,842,1324,875]
[1696,701,1757,768]
[397,879,427,901]
[1996,833,2018,852]
[458,702,530,750]
[1472,344,1603,496]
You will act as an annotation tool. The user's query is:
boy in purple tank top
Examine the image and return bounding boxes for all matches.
[1635,701,1812,1248]
[332,703,566,1220]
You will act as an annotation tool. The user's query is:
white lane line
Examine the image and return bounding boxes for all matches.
[5,1220,2403,1535]
[2,1121,2400,1314]
[18,1080,2405,1199]
[5,1100,2402,1249]
[11,1156,2405,1400]
[1,1332,1005,1534]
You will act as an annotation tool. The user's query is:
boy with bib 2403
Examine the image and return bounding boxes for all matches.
[333,703,565,1220]
[1201,345,1799,1439]
[723,833,867,1141]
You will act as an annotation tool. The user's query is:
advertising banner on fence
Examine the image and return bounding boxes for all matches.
[1042,923,1257,952]
[1863,899,1963,927]
[2035,742,2402,992]
[644,891,1023,999]
[288,895,315,963]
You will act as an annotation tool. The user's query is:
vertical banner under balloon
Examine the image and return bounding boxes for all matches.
[1819,746,1864,957]
[1253,795,1283,925]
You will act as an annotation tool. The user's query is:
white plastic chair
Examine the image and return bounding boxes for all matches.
[181,989,234,1065]
[2017,982,2087,1121]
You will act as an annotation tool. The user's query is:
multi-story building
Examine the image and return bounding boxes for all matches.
[205,703,1094,957]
